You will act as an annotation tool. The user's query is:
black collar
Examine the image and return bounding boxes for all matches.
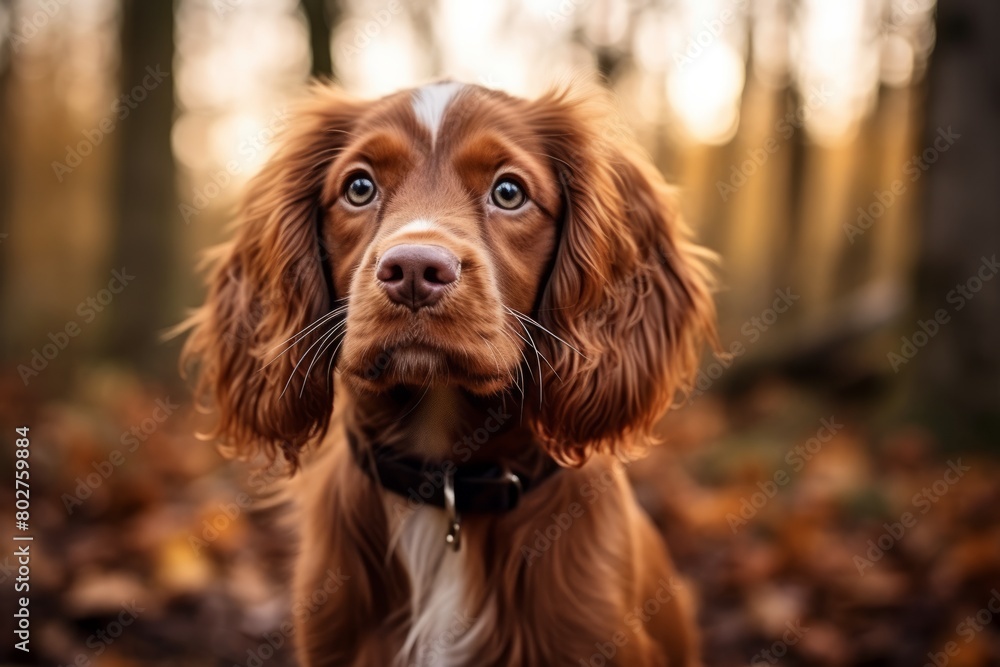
[347,430,561,516]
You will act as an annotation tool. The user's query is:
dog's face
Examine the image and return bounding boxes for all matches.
[325,84,560,395]
[183,81,717,466]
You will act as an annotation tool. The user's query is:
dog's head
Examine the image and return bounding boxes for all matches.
[183,81,717,467]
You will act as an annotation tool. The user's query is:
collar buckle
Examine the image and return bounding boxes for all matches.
[502,466,523,510]
[443,467,461,551]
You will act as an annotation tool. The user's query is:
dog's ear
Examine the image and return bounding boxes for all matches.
[181,86,367,468]
[526,84,718,466]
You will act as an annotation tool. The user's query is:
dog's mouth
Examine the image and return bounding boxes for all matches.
[343,339,512,394]
[338,314,520,395]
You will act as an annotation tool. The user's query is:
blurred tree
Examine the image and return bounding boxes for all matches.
[106,0,176,374]
[404,0,442,77]
[916,0,1000,446]
[0,0,12,354]
[301,0,336,80]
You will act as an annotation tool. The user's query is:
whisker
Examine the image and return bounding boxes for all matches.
[503,325,535,382]
[512,343,528,390]
[507,308,559,384]
[502,326,533,422]
[395,378,432,422]
[276,317,347,377]
[505,306,587,359]
[506,310,545,407]
[269,303,347,352]
[299,326,347,398]
[325,328,352,381]
[259,306,347,371]
[280,324,344,399]
[496,329,524,390]
[480,335,503,377]
[325,329,347,384]
[514,346,527,421]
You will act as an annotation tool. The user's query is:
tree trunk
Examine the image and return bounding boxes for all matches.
[0,0,11,354]
[914,0,1000,445]
[302,0,335,81]
[106,0,176,374]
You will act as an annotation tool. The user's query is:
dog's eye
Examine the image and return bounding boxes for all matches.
[491,179,526,210]
[345,175,377,206]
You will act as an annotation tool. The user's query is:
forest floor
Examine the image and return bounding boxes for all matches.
[2,366,999,667]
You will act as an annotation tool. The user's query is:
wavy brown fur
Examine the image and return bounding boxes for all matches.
[181,79,716,666]
[180,88,370,467]
[525,86,718,466]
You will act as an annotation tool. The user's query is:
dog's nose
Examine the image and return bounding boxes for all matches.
[376,244,460,310]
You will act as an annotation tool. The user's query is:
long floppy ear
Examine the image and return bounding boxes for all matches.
[527,85,718,466]
[181,86,366,468]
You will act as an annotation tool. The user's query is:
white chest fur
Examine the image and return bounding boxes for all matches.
[387,500,495,666]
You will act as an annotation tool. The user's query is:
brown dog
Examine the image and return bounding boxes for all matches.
[183,80,716,666]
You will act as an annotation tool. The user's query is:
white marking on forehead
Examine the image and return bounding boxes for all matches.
[397,219,437,235]
[412,82,464,147]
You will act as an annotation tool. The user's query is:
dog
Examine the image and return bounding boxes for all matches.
[183,79,717,666]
